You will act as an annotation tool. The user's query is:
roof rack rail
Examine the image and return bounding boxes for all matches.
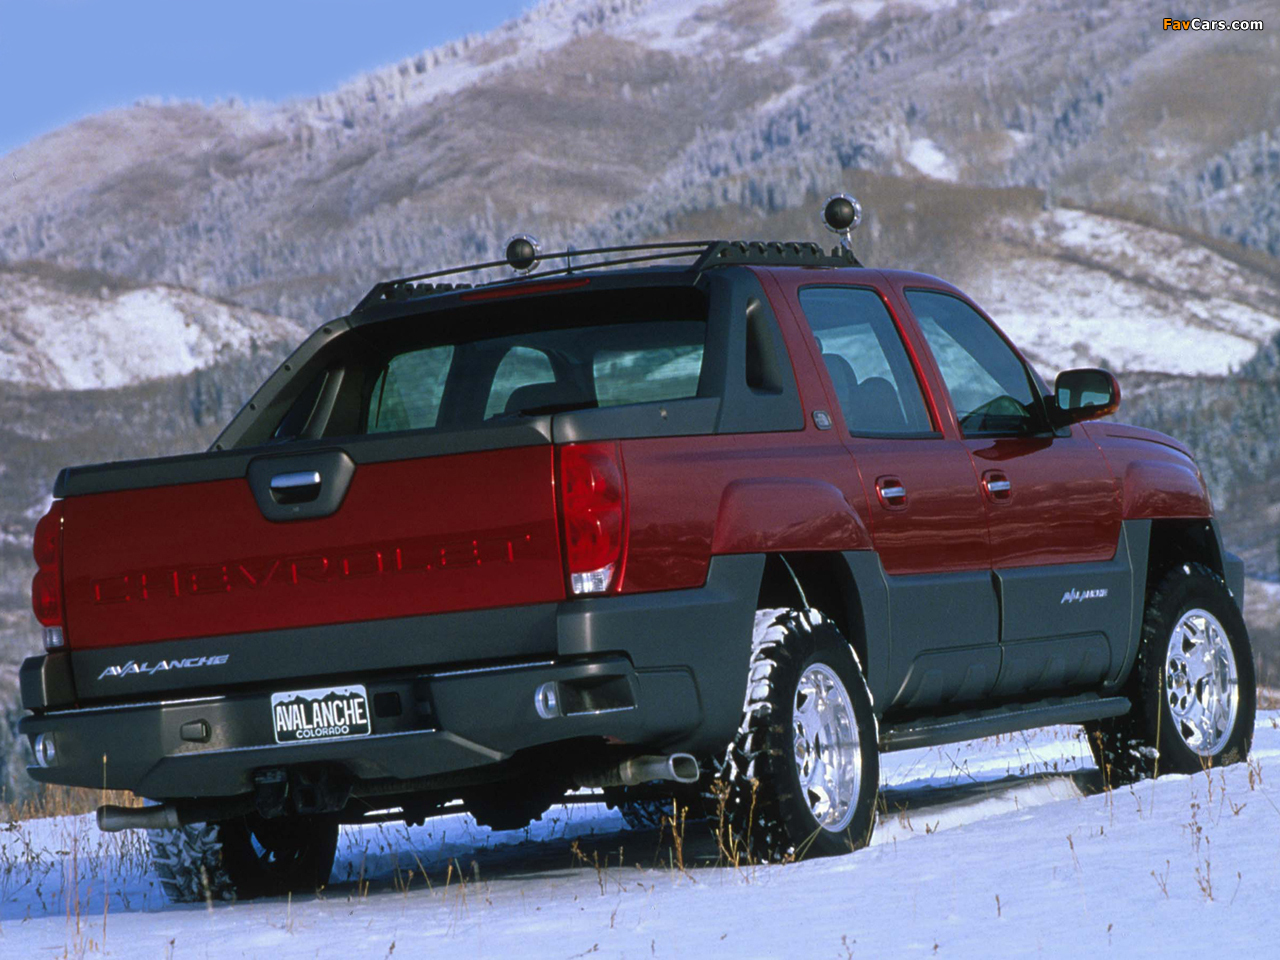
[692,240,858,271]
[352,238,860,313]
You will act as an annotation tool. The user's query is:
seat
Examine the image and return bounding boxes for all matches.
[849,376,908,434]
[821,353,859,424]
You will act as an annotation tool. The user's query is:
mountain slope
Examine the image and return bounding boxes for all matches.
[0,262,305,390]
[2,0,1275,325]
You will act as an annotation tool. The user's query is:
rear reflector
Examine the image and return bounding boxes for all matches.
[558,442,627,595]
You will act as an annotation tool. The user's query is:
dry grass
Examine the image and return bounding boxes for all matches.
[1,785,143,824]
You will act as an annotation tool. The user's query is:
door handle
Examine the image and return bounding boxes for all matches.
[982,471,1012,502]
[270,470,322,505]
[875,476,908,509]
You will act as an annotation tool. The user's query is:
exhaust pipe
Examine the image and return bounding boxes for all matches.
[579,753,700,788]
[97,795,257,833]
[97,804,183,832]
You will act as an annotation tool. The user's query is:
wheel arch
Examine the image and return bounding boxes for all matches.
[756,550,891,710]
[1111,517,1243,692]
[1146,518,1234,597]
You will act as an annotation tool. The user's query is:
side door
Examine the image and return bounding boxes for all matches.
[900,286,1131,695]
[793,284,1001,712]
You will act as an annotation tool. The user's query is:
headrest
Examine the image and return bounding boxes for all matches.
[504,381,584,415]
[851,376,906,433]
[822,352,857,396]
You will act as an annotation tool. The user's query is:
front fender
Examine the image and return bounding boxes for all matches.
[1122,459,1211,519]
[710,478,872,554]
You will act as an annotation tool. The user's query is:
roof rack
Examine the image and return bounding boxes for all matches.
[351,238,861,313]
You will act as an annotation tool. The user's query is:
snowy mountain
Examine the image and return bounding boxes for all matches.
[0,263,305,390]
[0,0,1278,801]
[2,0,1275,323]
[971,207,1280,378]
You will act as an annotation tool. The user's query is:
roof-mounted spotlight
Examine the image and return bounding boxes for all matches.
[504,234,542,275]
[821,193,862,260]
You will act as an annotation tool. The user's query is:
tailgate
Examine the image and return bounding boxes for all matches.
[60,443,564,660]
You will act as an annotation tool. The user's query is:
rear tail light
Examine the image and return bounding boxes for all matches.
[31,502,66,645]
[32,568,62,626]
[557,442,627,595]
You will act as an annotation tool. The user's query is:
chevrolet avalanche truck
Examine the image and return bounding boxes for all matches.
[20,199,1256,900]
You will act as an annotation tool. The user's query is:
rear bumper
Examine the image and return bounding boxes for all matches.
[20,655,700,797]
[20,554,763,799]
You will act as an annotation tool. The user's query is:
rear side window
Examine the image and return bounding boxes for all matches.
[797,286,934,437]
[367,345,453,433]
[906,290,1042,437]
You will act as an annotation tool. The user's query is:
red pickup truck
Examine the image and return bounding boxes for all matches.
[20,203,1255,900]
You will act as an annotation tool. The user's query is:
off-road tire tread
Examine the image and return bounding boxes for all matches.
[613,795,672,831]
[149,824,235,903]
[722,608,878,863]
[1086,562,1255,786]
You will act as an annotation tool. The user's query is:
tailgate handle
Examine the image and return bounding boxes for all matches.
[270,470,322,504]
[247,450,355,522]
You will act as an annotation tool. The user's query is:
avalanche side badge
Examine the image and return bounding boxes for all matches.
[271,685,372,744]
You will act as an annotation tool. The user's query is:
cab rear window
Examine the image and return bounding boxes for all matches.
[362,288,707,434]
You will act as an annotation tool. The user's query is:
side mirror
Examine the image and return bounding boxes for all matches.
[1052,368,1120,425]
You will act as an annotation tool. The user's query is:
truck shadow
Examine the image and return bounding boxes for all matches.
[323,765,1105,898]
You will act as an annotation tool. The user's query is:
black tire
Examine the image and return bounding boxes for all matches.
[1086,562,1255,786]
[722,608,879,863]
[149,822,234,903]
[150,814,339,903]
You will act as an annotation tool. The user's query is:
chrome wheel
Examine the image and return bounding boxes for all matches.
[1165,607,1239,757]
[792,663,860,831]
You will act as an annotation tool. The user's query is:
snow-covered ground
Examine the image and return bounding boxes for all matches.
[3,713,1277,958]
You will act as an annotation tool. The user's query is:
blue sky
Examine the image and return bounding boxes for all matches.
[0,0,531,156]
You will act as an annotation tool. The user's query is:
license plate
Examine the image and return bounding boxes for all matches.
[271,685,372,744]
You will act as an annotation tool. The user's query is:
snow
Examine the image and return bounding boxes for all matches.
[287,0,971,125]
[908,138,960,182]
[0,274,306,390]
[988,6,1020,27]
[981,209,1280,377]
[4,713,1277,958]
[610,0,963,62]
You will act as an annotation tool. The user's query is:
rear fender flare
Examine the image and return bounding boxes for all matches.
[710,478,872,555]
